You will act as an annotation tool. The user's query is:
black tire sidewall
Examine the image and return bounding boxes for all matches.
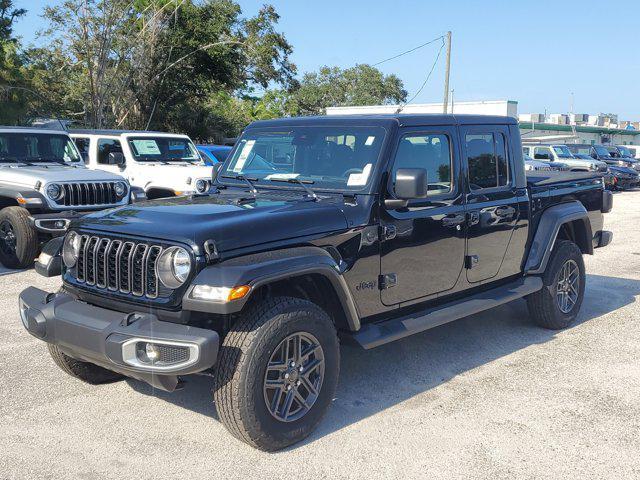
[543,241,586,326]
[0,207,39,269]
[241,300,339,449]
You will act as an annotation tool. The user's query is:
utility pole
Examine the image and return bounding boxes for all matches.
[450,88,455,114]
[442,31,452,114]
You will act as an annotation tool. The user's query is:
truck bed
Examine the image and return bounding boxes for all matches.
[526,171,603,187]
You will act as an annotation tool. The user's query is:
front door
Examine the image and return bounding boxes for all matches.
[94,136,127,178]
[461,126,520,283]
[380,127,466,306]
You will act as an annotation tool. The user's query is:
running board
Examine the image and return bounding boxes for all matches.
[352,277,543,349]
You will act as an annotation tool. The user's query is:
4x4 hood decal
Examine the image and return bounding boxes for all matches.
[76,191,349,253]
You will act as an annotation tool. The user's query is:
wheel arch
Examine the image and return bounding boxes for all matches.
[525,201,593,275]
[182,246,361,332]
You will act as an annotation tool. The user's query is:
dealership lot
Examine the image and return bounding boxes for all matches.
[1,192,639,480]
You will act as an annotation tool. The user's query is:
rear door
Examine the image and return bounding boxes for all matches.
[461,126,520,284]
[380,126,466,305]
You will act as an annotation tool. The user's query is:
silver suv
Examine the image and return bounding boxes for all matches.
[0,127,132,269]
[522,144,608,172]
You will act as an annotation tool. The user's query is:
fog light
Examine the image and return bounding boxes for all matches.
[145,343,160,362]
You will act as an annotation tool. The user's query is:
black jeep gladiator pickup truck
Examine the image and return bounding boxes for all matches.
[19,114,612,451]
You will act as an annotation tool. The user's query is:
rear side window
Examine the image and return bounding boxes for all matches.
[97,138,123,165]
[466,133,509,190]
[392,133,453,195]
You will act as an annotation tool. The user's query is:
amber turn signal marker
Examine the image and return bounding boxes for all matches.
[228,285,250,301]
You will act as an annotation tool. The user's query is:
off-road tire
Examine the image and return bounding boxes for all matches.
[0,207,39,269]
[47,344,124,384]
[213,296,340,451]
[527,240,585,329]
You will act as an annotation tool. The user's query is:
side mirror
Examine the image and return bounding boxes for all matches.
[107,151,125,166]
[385,168,428,208]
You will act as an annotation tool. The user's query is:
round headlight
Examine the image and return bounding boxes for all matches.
[156,246,191,288]
[46,183,62,200]
[195,179,208,193]
[114,182,127,198]
[62,231,82,268]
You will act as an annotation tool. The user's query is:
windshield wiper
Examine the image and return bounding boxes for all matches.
[267,177,318,201]
[220,174,259,196]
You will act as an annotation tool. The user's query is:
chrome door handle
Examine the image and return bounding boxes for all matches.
[495,206,516,217]
[442,214,466,227]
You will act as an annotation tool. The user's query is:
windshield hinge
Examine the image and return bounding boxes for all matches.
[204,239,219,263]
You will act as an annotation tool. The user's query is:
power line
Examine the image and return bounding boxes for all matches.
[396,37,446,113]
[372,35,445,67]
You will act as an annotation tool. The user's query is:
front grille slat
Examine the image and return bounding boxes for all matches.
[51,182,123,208]
[71,234,165,299]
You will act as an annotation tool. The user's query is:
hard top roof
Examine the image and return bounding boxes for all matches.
[0,126,68,134]
[69,128,186,137]
[247,114,518,129]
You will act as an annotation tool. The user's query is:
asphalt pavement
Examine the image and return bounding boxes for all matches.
[1,191,639,479]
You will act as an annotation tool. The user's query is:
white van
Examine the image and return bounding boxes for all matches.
[70,130,214,199]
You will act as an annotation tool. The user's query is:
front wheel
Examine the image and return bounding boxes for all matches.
[0,206,39,269]
[527,240,585,329]
[213,297,340,451]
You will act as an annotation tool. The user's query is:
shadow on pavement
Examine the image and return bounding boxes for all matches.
[0,265,26,277]
[127,273,640,449]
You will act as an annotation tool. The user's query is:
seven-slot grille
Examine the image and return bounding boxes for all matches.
[74,235,163,298]
[56,182,122,207]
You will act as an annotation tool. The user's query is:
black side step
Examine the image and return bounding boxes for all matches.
[351,277,543,349]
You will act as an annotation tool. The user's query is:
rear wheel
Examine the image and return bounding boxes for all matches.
[213,297,340,451]
[0,207,39,269]
[527,240,585,329]
[47,344,124,384]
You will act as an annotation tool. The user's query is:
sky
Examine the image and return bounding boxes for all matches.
[13,0,640,119]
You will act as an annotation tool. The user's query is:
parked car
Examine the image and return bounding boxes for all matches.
[21,114,612,451]
[522,144,607,172]
[70,130,214,199]
[610,145,640,166]
[0,127,134,269]
[524,153,569,172]
[608,165,640,190]
[197,145,233,165]
[617,145,640,160]
[566,143,640,171]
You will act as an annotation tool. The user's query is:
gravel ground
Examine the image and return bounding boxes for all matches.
[1,191,639,480]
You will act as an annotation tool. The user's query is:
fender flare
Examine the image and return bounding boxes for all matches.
[182,246,361,331]
[0,186,47,208]
[525,201,593,274]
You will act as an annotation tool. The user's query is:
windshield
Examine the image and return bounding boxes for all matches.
[0,132,81,164]
[593,145,612,157]
[616,146,633,158]
[127,136,199,162]
[552,146,574,158]
[219,126,387,191]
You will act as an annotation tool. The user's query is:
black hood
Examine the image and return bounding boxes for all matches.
[76,190,350,255]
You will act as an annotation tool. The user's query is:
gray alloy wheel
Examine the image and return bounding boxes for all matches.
[263,332,325,423]
[556,259,580,314]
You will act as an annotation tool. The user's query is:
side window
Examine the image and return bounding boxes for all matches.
[393,133,453,195]
[73,137,90,163]
[466,132,510,190]
[533,146,551,160]
[97,138,123,165]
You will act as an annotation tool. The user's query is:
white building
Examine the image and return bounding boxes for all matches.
[326,100,640,146]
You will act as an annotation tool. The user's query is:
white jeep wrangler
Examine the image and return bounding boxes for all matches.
[0,127,131,269]
[69,130,214,199]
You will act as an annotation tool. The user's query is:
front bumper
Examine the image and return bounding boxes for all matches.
[19,287,219,391]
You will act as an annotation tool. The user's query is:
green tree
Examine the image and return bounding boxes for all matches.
[286,64,407,116]
[38,0,296,134]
